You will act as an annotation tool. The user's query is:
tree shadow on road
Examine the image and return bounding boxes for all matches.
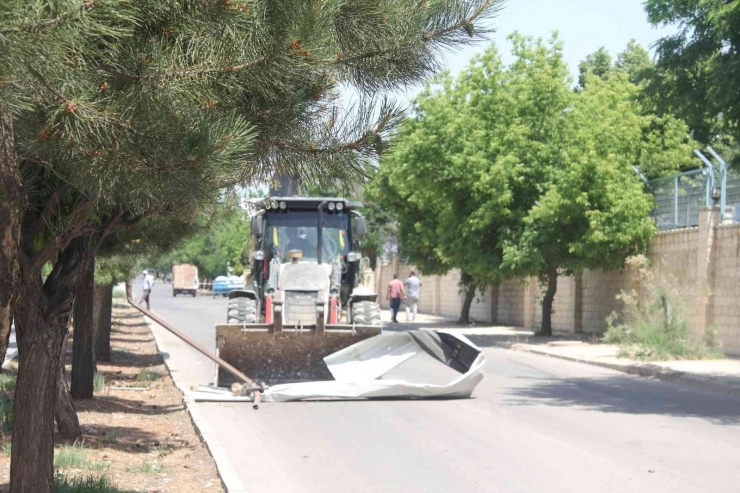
[503,374,740,425]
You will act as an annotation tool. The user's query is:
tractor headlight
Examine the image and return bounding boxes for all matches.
[327,202,336,211]
[270,199,279,209]
[254,250,264,261]
[279,201,287,210]
[336,202,344,211]
[346,252,360,262]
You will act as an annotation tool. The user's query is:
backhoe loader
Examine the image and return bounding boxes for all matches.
[216,197,383,386]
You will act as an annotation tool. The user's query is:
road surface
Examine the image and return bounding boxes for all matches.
[136,283,740,493]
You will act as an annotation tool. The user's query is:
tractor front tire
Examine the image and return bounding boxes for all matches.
[351,301,382,325]
[227,297,258,324]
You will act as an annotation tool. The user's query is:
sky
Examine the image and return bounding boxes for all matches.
[397,0,676,101]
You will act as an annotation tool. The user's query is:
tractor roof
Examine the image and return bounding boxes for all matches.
[255,197,363,211]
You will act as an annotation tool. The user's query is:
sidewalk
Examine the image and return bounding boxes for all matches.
[383,312,740,398]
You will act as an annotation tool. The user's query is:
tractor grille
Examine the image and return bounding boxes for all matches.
[283,291,319,325]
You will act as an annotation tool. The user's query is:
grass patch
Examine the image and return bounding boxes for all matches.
[55,444,89,469]
[125,461,166,474]
[604,256,723,362]
[54,473,125,493]
[55,443,111,471]
[87,460,111,472]
[0,395,13,433]
[93,373,105,393]
[136,369,159,382]
[130,381,150,389]
[0,373,16,391]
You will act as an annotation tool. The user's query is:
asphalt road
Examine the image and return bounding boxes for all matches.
[138,282,740,493]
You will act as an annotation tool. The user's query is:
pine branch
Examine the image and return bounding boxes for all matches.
[103,52,282,81]
[263,112,393,155]
[336,0,496,65]
[1,1,96,34]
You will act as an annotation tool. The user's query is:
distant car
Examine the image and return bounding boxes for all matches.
[212,275,243,298]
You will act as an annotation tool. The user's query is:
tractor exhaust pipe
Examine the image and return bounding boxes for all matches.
[317,199,329,264]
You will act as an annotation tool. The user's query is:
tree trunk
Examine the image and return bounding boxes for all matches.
[0,110,23,376]
[71,257,95,399]
[539,266,558,337]
[458,283,477,325]
[10,239,88,493]
[95,284,113,362]
[10,285,69,493]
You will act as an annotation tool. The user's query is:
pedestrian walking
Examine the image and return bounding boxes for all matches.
[404,271,422,322]
[386,273,405,323]
[139,269,154,310]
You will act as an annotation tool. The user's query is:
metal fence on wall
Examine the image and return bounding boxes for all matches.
[650,169,708,230]
[649,148,739,230]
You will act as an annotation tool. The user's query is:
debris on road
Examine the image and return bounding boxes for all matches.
[191,330,485,402]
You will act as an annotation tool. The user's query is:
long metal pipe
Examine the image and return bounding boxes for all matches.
[128,298,262,409]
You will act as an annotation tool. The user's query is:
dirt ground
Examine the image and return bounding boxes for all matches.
[0,302,225,493]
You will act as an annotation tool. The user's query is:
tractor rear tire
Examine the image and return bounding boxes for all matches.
[227,297,258,324]
[351,301,382,325]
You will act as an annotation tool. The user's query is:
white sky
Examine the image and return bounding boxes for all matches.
[396,0,676,101]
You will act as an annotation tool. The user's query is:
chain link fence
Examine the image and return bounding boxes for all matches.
[649,148,739,230]
[650,169,709,230]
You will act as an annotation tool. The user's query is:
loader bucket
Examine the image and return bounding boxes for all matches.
[215,324,381,386]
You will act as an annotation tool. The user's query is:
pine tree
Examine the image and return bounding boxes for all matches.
[0,1,502,491]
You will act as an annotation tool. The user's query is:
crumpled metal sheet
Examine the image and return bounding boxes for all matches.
[262,330,485,401]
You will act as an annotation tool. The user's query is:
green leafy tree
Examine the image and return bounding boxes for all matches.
[578,46,612,88]
[644,0,740,145]
[615,39,652,85]
[358,202,397,269]
[0,1,502,491]
[577,42,697,177]
[371,32,574,322]
[373,33,696,329]
[152,201,250,279]
[502,72,659,335]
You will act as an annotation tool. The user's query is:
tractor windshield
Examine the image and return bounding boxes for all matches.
[263,210,350,263]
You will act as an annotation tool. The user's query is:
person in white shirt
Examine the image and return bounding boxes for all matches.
[139,269,155,309]
[404,271,422,322]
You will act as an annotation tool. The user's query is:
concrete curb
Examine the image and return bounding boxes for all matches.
[143,314,247,493]
[497,342,740,398]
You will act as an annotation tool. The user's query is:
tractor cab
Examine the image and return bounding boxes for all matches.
[249,197,367,310]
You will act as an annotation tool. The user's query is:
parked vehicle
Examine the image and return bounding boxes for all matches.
[212,275,243,298]
[172,264,199,297]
